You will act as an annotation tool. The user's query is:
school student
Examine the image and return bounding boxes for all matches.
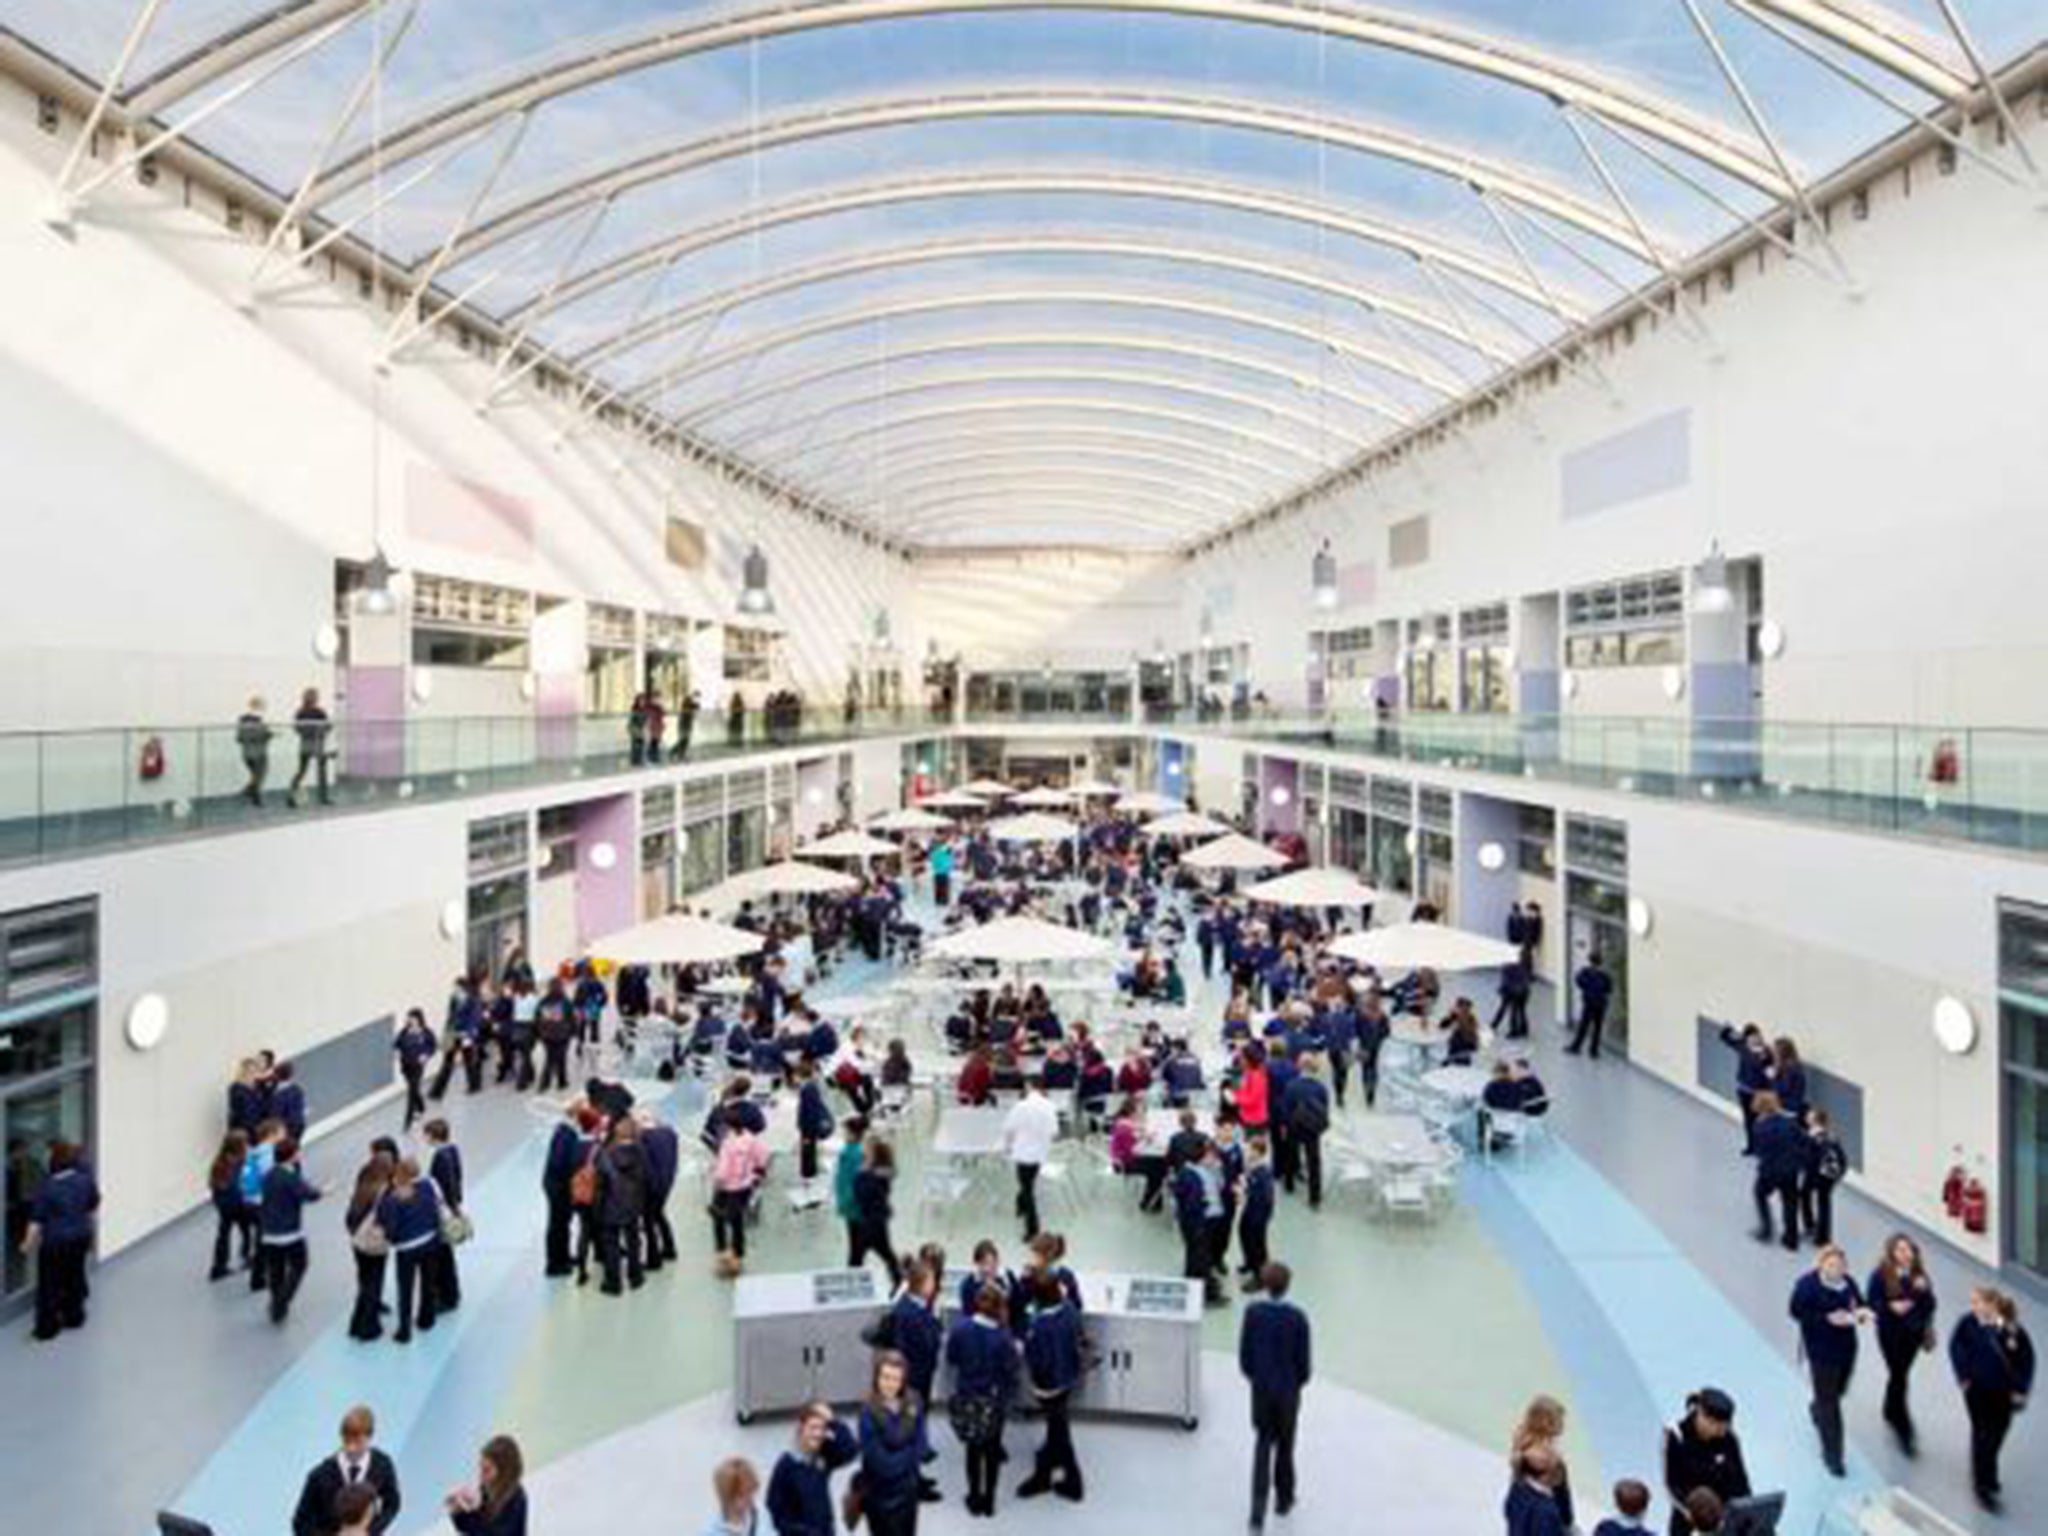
[1949,1286,2036,1513]
[1505,1447,1568,1536]
[947,1285,1021,1519]
[1280,1057,1332,1208]
[1018,1270,1086,1503]
[423,1118,465,1313]
[1003,1083,1060,1241]
[290,1405,402,1536]
[1510,1396,1576,1531]
[1237,1134,1276,1290]
[393,1010,436,1131]
[207,1131,256,1281]
[1240,1262,1312,1532]
[1788,1244,1870,1477]
[374,1158,443,1344]
[834,1116,869,1260]
[259,1137,322,1325]
[541,1104,596,1278]
[850,1138,904,1288]
[795,1064,833,1184]
[1172,1141,1227,1306]
[595,1117,651,1293]
[1866,1233,1935,1454]
[704,1456,762,1536]
[1791,1106,1844,1243]
[21,1139,98,1341]
[767,1402,858,1536]
[444,1436,527,1536]
[1592,1479,1652,1536]
[1661,1388,1748,1536]
[344,1152,395,1342]
[859,1350,931,1536]
[640,1113,681,1272]
[1748,1091,1804,1250]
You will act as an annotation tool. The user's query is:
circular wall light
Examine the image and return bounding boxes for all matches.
[439,898,466,940]
[1932,995,1977,1055]
[1661,665,1687,701]
[397,779,415,800]
[312,623,341,662]
[410,668,435,703]
[1477,841,1507,872]
[588,841,619,871]
[804,785,826,806]
[125,992,169,1052]
[1166,760,1184,778]
[1269,785,1293,807]
[1757,620,1786,659]
[1560,670,1579,700]
[1627,896,1654,937]
[169,798,192,820]
[451,772,469,791]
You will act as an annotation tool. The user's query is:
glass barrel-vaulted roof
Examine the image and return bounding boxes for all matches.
[5,0,2041,550]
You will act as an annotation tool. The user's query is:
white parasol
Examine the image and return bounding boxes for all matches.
[988,811,1082,843]
[1327,922,1523,973]
[926,915,1113,965]
[1180,832,1291,871]
[962,777,1017,797]
[1243,866,1383,908]
[589,913,765,966]
[869,806,955,833]
[796,829,903,860]
[1144,810,1234,839]
[1011,785,1077,808]
[1116,790,1187,815]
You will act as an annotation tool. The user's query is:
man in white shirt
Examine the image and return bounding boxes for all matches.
[1003,1084,1061,1240]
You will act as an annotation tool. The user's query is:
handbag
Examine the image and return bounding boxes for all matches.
[948,1392,1004,1447]
[351,1219,390,1258]
[440,1207,475,1246]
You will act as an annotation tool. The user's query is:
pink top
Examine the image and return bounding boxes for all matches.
[712,1130,770,1193]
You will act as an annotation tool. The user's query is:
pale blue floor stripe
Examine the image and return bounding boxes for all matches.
[1476,1142,1882,1531]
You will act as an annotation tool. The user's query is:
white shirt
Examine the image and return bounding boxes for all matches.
[1004,1093,1060,1165]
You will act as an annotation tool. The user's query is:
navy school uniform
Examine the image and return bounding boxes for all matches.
[959,1269,1016,1319]
[797,1080,834,1142]
[1024,1298,1085,1394]
[767,1419,858,1536]
[429,1144,465,1210]
[274,1080,308,1141]
[260,1162,323,1243]
[227,1079,263,1135]
[948,1312,1021,1401]
[859,1400,930,1519]
[641,1123,680,1202]
[888,1292,946,1401]
[1790,1272,1866,1371]
[1505,1480,1567,1536]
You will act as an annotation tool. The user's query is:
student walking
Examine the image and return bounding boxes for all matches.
[1866,1233,1935,1454]
[237,696,273,806]
[1748,1092,1804,1250]
[849,1137,902,1287]
[1949,1286,2036,1513]
[393,1010,436,1131]
[288,687,335,807]
[710,1118,770,1273]
[207,1130,256,1281]
[1239,1261,1312,1532]
[1003,1083,1059,1240]
[1788,1245,1870,1477]
[259,1137,322,1325]
[344,1151,396,1342]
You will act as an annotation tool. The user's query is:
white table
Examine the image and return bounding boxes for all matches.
[698,974,755,997]
[1342,1113,1447,1170]
[1419,1066,1490,1105]
[931,1105,1011,1159]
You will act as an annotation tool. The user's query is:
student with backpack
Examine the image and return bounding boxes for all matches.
[1801,1109,1847,1247]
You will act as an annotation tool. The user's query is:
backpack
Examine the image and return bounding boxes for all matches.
[1816,1140,1848,1183]
[569,1149,600,1209]
[1290,1088,1330,1137]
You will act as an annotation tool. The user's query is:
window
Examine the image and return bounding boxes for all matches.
[642,787,676,828]
[1517,805,1556,877]
[468,814,528,879]
[2002,900,2048,1281]
[537,808,577,880]
[1418,788,1453,830]
[0,1005,89,1084]
[1565,571,1685,670]
[1564,815,1629,879]
[0,903,96,1005]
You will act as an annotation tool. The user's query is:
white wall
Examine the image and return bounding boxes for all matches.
[0,89,910,732]
[1184,116,2048,731]
[910,549,1181,670]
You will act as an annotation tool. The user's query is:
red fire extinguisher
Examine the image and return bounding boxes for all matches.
[1961,1174,1989,1236]
[1942,1157,1968,1218]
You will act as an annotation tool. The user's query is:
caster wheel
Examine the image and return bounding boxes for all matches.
[737,1410,754,1426]
[1182,1416,1199,1432]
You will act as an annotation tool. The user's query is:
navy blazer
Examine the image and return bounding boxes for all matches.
[1240,1164,1276,1231]
[259,1163,323,1242]
[858,1403,929,1515]
[429,1145,465,1211]
[1024,1300,1084,1396]
[1504,1480,1566,1536]
[449,1489,526,1536]
[947,1314,1020,1401]
[1238,1298,1312,1405]
[1752,1113,1807,1184]
[29,1166,100,1246]
[766,1421,856,1536]
[888,1294,945,1398]
[640,1123,680,1200]
[1950,1315,2037,1398]
[1789,1272,1865,1373]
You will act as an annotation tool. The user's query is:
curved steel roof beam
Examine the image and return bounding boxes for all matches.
[884,473,1245,517]
[679,331,1399,432]
[722,367,1387,456]
[811,442,1288,501]
[895,505,1225,541]
[801,428,1303,496]
[766,396,1334,474]
[892,496,1218,530]
[446,88,1661,269]
[130,2,1967,137]
[288,0,1789,204]
[568,233,1504,376]
[504,172,1576,325]
[604,287,1442,416]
